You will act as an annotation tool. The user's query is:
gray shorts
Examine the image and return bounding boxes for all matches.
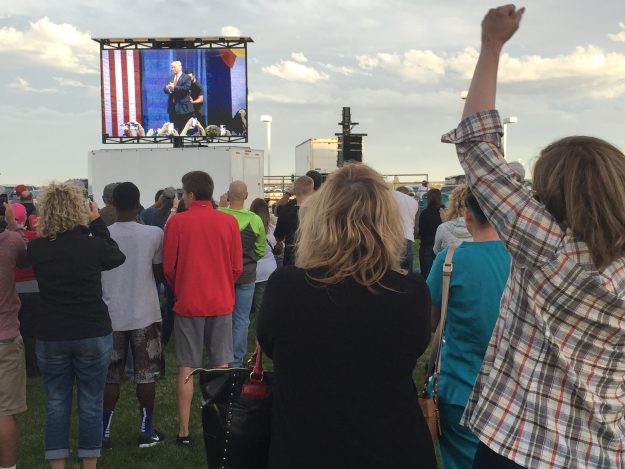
[174,315,233,368]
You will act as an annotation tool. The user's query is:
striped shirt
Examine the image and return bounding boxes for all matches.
[442,110,625,469]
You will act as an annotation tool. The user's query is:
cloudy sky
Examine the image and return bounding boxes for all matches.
[1,0,624,186]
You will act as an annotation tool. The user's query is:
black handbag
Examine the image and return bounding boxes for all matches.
[190,343,273,469]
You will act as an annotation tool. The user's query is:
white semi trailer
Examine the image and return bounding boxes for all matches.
[294,138,338,176]
[88,146,263,209]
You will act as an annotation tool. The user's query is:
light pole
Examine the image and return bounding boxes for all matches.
[502,116,518,158]
[260,115,272,178]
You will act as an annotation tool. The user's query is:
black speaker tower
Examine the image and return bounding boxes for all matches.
[336,107,367,167]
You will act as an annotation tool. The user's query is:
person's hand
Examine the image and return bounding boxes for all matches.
[3,202,14,224]
[219,192,229,208]
[172,192,180,210]
[481,5,525,48]
[88,200,100,222]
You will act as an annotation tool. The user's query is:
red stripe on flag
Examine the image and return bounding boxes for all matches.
[121,52,130,125]
[108,50,118,136]
[134,50,142,125]
[100,52,106,135]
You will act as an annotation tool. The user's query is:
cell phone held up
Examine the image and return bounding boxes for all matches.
[0,193,8,217]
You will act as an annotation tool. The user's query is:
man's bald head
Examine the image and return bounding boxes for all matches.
[228,180,248,202]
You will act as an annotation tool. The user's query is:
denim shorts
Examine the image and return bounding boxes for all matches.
[36,334,113,460]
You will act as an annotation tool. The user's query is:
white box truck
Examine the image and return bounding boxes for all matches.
[88,146,263,209]
[294,138,338,175]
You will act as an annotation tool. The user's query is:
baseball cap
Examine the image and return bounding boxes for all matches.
[15,184,27,195]
[12,203,27,225]
[102,183,119,204]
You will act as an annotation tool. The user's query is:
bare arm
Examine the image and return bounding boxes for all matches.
[462,5,525,120]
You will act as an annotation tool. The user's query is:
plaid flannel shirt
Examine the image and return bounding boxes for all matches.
[442,110,625,469]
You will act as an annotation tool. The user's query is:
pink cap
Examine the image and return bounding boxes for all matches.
[11,203,27,224]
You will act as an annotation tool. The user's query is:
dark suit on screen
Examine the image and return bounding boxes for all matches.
[163,73,194,132]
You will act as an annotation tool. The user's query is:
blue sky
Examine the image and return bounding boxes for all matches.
[1,0,624,184]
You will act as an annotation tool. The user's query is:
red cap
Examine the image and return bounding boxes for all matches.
[15,184,27,195]
[12,203,27,224]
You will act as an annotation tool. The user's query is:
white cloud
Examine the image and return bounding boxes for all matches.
[221,25,241,36]
[8,77,60,93]
[608,22,625,42]
[0,17,98,74]
[291,52,307,63]
[357,45,625,98]
[356,50,445,83]
[249,91,308,104]
[52,76,99,91]
[320,63,354,75]
[262,60,329,83]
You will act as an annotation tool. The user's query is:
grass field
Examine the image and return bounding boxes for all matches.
[17,243,439,468]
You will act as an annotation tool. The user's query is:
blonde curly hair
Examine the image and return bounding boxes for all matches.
[444,183,470,221]
[36,181,90,239]
[295,163,405,291]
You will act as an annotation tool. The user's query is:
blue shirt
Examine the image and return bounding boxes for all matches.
[140,207,168,229]
[426,240,510,406]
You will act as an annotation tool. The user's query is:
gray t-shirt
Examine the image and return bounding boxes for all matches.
[101,221,163,331]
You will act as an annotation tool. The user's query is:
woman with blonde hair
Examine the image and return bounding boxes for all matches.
[433,183,472,254]
[27,181,125,469]
[444,6,625,468]
[256,163,436,469]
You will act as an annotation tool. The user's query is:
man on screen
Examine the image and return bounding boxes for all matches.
[163,61,194,133]
[186,70,206,128]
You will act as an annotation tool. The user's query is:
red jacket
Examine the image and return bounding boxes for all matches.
[163,200,242,317]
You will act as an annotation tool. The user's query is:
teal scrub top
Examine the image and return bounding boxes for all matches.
[426,241,510,407]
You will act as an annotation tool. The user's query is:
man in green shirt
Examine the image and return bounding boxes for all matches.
[218,181,266,366]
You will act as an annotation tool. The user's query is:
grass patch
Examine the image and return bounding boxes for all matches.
[18,246,440,468]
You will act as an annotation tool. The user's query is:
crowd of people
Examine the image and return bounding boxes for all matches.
[2,5,625,469]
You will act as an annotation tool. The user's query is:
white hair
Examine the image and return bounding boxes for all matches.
[170,60,182,68]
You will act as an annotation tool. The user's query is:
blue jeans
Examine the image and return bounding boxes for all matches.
[36,334,113,460]
[230,283,255,367]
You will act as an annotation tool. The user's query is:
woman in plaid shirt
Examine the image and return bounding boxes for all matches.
[443,5,625,469]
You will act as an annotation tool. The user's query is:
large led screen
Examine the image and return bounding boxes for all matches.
[99,43,248,142]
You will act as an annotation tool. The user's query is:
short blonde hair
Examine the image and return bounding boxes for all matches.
[293,176,314,198]
[36,182,90,239]
[533,136,625,270]
[295,163,405,290]
[444,183,469,221]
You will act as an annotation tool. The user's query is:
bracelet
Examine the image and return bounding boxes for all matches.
[170,208,177,213]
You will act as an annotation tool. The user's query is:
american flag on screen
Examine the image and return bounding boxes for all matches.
[101,50,142,137]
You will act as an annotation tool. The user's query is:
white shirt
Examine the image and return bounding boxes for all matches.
[256,226,278,283]
[392,191,419,241]
[415,185,429,201]
[101,221,163,331]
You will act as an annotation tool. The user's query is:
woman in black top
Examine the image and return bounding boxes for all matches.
[27,182,125,469]
[418,188,443,279]
[256,163,436,469]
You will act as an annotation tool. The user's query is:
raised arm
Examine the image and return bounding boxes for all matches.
[443,6,567,268]
[462,5,525,119]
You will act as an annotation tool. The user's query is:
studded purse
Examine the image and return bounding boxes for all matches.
[191,343,273,469]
